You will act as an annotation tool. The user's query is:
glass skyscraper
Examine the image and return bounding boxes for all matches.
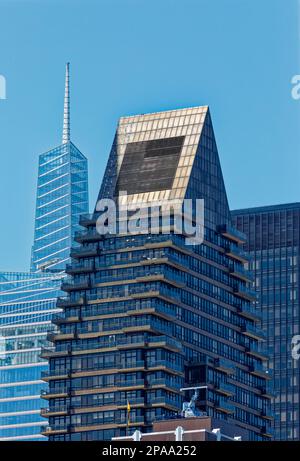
[232,203,300,440]
[31,63,89,272]
[0,63,89,440]
[42,106,272,441]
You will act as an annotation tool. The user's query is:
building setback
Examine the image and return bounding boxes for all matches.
[42,106,272,441]
[232,203,300,440]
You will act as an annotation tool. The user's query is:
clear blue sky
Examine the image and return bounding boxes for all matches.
[0,0,299,271]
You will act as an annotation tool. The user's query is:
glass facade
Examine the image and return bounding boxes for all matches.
[0,271,63,440]
[43,106,272,441]
[232,203,300,440]
[31,141,89,272]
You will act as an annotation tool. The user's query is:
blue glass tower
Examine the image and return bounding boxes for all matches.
[31,63,89,272]
[232,204,300,440]
[0,64,89,440]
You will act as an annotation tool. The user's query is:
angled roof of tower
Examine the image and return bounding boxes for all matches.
[97,106,231,229]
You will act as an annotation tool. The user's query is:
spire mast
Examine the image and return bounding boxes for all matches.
[62,62,70,144]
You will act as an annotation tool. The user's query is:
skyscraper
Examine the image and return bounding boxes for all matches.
[42,106,272,441]
[232,203,300,440]
[0,64,89,441]
[31,63,89,272]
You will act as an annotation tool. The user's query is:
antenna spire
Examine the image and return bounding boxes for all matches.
[62,62,70,144]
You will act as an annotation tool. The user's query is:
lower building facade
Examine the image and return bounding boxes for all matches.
[42,224,272,441]
[0,271,63,440]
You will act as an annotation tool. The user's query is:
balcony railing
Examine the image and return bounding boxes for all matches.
[229,263,253,282]
[233,285,256,302]
[148,396,181,408]
[79,213,98,227]
[74,229,102,243]
[42,425,67,433]
[215,381,234,396]
[217,224,247,244]
[214,398,235,414]
[70,245,98,258]
[213,358,236,375]
[249,363,272,379]
[41,405,68,416]
[66,261,95,274]
[147,360,183,374]
[61,279,90,292]
[56,296,85,308]
[41,369,68,379]
[116,379,145,388]
[225,244,249,263]
[41,387,69,397]
[241,324,265,341]
[147,335,183,352]
[236,303,261,322]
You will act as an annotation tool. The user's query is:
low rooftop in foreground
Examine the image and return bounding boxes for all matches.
[112,416,249,442]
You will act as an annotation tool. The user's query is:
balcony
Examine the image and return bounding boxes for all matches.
[217,224,246,244]
[241,324,265,341]
[214,398,235,414]
[260,425,273,438]
[40,347,55,359]
[234,285,256,302]
[236,304,261,322]
[260,409,273,421]
[41,369,68,381]
[244,343,268,361]
[79,213,98,227]
[257,385,273,399]
[61,278,90,292]
[52,311,81,324]
[41,425,67,435]
[147,360,184,375]
[41,387,69,399]
[249,363,272,380]
[148,396,181,410]
[66,261,95,274]
[117,397,145,408]
[213,358,236,375]
[74,229,101,243]
[229,263,253,283]
[118,415,145,427]
[47,331,74,342]
[225,244,249,264]
[70,245,98,258]
[116,379,145,388]
[118,360,145,371]
[40,346,71,359]
[215,381,234,396]
[41,405,68,417]
[56,296,85,308]
[147,335,183,353]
